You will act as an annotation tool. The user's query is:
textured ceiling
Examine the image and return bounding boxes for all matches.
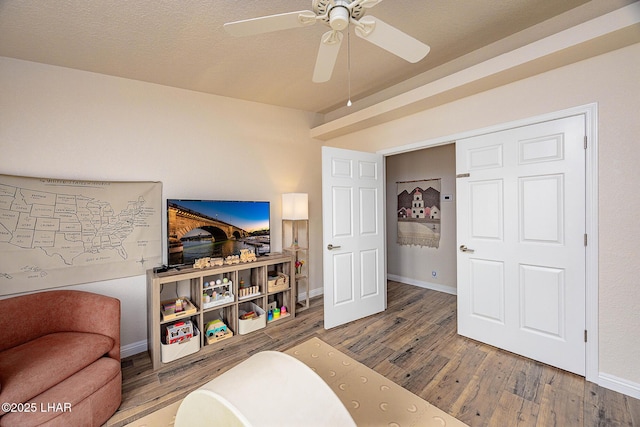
[0,0,635,114]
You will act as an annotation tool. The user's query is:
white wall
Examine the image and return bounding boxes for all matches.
[324,43,640,391]
[0,57,324,356]
[385,144,457,293]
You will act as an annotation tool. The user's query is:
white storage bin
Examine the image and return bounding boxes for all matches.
[238,302,266,335]
[161,326,200,363]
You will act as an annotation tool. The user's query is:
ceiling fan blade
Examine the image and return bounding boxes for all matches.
[354,15,430,63]
[351,0,384,9]
[313,30,344,83]
[224,10,317,37]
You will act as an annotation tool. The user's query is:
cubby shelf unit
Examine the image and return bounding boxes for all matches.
[147,253,295,370]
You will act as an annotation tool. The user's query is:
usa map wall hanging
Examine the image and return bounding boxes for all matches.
[0,174,162,295]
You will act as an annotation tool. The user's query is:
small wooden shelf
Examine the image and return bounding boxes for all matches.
[283,219,310,311]
[283,245,309,251]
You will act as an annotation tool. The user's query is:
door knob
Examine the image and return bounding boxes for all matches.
[327,244,341,250]
[459,245,475,253]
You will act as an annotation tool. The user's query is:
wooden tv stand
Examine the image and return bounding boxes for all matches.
[146,253,295,370]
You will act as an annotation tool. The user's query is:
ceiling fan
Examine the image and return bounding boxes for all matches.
[223,0,431,83]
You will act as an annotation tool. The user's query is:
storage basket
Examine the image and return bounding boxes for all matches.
[161,326,200,363]
[268,272,289,293]
[238,302,266,335]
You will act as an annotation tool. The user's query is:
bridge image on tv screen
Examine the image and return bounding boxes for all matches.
[167,199,270,266]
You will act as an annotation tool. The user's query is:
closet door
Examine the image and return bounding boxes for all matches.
[456,115,586,375]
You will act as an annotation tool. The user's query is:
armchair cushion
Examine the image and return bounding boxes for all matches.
[0,332,114,413]
[0,357,121,427]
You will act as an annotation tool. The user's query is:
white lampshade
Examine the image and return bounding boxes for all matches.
[282,193,308,220]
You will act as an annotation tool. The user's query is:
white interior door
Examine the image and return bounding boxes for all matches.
[322,146,386,329]
[456,115,586,375]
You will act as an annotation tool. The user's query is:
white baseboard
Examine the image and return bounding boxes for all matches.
[298,287,324,302]
[121,339,147,359]
[387,274,457,295]
[598,372,640,399]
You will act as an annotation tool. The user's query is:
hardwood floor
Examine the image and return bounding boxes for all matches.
[108,281,640,427]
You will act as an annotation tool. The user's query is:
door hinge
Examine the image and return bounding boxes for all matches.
[456,173,470,178]
[584,135,588,149]
[584,330,588,342]
[584,234,588,246]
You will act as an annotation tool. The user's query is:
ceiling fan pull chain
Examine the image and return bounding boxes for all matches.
[347,21,352,107]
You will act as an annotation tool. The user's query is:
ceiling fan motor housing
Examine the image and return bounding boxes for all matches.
[330,6,349,30]
[313,0,366,30]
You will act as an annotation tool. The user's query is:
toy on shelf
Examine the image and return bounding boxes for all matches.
[161,297,197,321]
[166,320,193,344]
[193,258,209,269]
[267,301,290,323]
[238,285,260,299]
[205,319,228,337]
[162,298,184,313]
[240,311,257,320]
[224,255,241,265]
[203,279,234,309]
[193,257,224,269]
[239,249,257,263]
[205,319,233,344]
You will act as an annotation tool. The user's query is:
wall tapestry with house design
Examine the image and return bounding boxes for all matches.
[397,179,441,248]
[0,174,162,296]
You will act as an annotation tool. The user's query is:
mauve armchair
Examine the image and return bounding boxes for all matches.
[0,290,122,426]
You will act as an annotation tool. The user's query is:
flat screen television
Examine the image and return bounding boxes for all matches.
[167,199,270,267]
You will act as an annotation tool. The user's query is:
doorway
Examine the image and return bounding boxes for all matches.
[385,143,457,295]
[380,104,599,381]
